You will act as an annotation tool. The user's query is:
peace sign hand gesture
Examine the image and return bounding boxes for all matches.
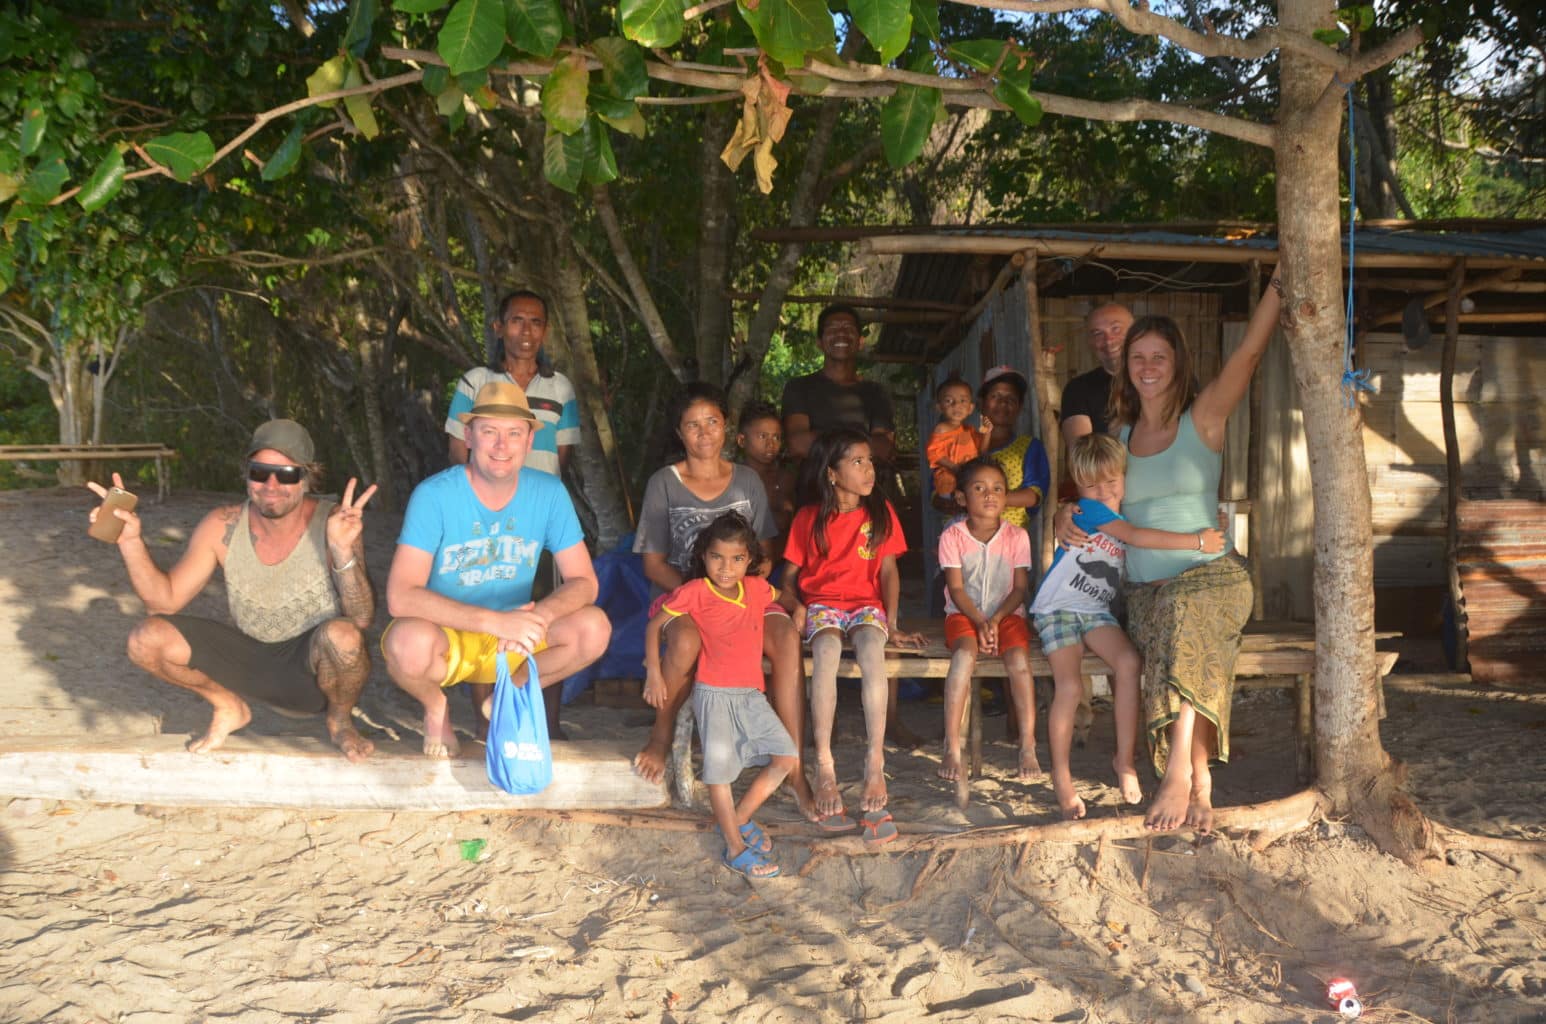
[325,477,377,564]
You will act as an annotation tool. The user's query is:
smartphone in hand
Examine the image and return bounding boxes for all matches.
[88,486,138,543]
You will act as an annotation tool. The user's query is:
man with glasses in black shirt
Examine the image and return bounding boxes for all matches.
[87,419,378,761]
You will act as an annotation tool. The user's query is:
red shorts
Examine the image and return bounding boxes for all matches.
[944,612,1031,651]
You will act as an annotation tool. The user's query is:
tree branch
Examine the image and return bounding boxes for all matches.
[1308,26,1426,125]
[940,0,1347,67]
[592,185,692,381]
[382,46,1276,147]
[51,71,425,206]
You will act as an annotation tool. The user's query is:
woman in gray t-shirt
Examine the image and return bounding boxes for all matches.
[630,383,818,820]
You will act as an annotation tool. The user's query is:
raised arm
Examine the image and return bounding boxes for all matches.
[89,471,226,615]
[1191,270,1283,449]
[324,479,377,630]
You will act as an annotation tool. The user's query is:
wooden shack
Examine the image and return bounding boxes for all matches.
[753,221,1546,682]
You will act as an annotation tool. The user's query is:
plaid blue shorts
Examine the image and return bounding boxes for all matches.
[1032,609,1121,654]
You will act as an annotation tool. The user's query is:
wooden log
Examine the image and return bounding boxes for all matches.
[1441,259,1468,671]
[0,734,669,811]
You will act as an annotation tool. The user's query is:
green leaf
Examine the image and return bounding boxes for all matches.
[597,103,646,138]
[261,122,305,181]
[1314,27,1348,45]
[342,61,381,140]
[143,131,216,181]
[849,0,910,63]
[619,0,687,48]
[543,123,586,191]
[592,36,648,100]
[588,84,637,121]
[946,39,1031,86]
[422,65,451,95]
[75,147,125,211]
[394,0,449,11]
[993,77,1042,127]
[345,0,379,58]
[910,0,939,42]
[582,118,618,185]
[20,106,47,156]
[0,171,19,204]
[881,81,938,168]
[506,0,564,56]
[306,54,350,107]
[541,52,589,135]
[438,0,506,76]
[736,0,833,67]
[1336,4,1374,31]
[437,85,467,116]
[19,151,68,204]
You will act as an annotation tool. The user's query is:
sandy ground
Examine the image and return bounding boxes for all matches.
[1,486,1544,1023]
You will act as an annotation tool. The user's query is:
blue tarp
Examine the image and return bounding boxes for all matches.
[561,533,650,704]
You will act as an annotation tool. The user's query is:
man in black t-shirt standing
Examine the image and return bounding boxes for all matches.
[1059,302,1133,457]
[781,304,896,468]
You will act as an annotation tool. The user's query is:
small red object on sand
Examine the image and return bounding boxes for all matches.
[1327,978,1362,1019]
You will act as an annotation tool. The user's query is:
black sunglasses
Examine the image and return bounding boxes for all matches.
[248,461,305,485]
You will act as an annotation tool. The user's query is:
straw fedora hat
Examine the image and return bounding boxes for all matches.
[457,380,546,429]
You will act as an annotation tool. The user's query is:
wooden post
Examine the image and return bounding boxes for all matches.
[1022,252,1060,573]
[1246,259,1266,620]
[1441,258,1468,671]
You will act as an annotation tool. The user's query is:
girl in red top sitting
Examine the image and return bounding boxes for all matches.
[643,512,796,879]
[783,428,925,844]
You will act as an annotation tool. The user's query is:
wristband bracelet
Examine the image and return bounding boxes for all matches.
[332,556,358,573]
[1196,532,1205,551]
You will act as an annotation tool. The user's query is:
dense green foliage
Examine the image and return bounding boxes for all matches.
[0,1,1536,518]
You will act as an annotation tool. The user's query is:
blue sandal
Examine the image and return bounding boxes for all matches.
[738,820,772,854]
[723,844,781,879]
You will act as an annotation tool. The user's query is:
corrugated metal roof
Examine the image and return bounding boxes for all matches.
[874,223,1546,262]
[871,223,1546,361]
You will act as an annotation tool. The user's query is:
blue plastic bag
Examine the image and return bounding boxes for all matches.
[485,652,553,795]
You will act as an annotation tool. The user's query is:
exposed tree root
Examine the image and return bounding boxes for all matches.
[512,789,1327,855]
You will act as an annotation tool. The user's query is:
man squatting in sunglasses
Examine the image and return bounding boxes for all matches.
[87,419,378,761]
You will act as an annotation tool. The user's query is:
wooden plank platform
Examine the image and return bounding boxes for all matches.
[0,734,668,812]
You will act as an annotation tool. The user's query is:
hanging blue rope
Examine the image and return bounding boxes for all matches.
[1341,79,1375,407]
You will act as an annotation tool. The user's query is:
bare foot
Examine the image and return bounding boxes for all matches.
[1018,745,1044,781]
[937,747,963,782]
[1186,768,1214,834]
[1113,757,1143,805]
[860,758,888,813]
[886,720,925,750]
[814,760,843,818]
[632,738,669,784]
[787,769,821,822]
[1145,771,1191,831]
[186,698,251,754]
[1052,767,1086,820]
[422,698,460,759]
[327,713,375,763]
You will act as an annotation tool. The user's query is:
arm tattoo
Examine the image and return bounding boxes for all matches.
[332,541,375,627]
[217,506,240,557]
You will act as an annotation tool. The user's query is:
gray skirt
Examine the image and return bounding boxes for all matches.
[692,683,796,785]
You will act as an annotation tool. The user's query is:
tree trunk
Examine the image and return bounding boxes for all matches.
[541,192,633,550]
[1276,0,1437,865]
[695,102,739,386]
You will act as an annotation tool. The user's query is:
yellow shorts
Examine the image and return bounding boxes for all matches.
[382,621,547,688]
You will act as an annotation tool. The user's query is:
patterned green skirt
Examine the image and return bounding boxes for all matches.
[1125,555,1253,777]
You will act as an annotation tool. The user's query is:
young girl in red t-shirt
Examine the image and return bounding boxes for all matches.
[643,512,796,879]
[782,429,924,845]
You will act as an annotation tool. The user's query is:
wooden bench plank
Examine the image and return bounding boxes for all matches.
[0,444,177,500]
[0,734,668,811]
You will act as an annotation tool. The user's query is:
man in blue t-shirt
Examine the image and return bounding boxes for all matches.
[383,380,611,758]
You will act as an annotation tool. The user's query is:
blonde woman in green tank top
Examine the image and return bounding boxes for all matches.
[1056,271,1282,834]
